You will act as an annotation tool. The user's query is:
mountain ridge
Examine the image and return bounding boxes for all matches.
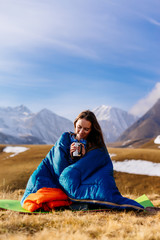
[116,98,160,147]
[0,104,139,144]
[93,105,138,142]
[0,105,74,144]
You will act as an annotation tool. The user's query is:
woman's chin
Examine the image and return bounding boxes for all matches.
[76,136,81,141]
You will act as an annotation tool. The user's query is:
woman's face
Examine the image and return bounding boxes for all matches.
[75,118,92,140]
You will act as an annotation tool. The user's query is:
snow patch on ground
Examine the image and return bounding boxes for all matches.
[3,146,29,157]
[109,153,117,158]
[122,140,131,146]
[154,135,160,144]
[112,159,160,177]
[110,152,160,177]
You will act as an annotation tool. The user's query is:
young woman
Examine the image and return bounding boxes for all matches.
[21,110,144,212]
[70,110,106,160]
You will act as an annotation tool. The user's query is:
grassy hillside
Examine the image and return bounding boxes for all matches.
[109,147,160,195]
[108,147,160,163]
[0,144,160,195]
[140,138,160,149]
[0,144,160,239]
[0,144,52,191]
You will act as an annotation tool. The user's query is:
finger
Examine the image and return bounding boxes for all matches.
[70,146,76,153]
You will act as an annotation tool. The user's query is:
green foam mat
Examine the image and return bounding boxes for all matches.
[135,194,154,208]
[0,199,47,213]
[0,194,154,213]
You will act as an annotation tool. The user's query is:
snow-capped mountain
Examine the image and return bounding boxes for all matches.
[93,105,138,142]
[26,108,74,144]
[0,104,138,144]
[0,105,74,144]
[0,105,33,138]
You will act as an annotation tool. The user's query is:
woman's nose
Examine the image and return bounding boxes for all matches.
[79,128,84,134]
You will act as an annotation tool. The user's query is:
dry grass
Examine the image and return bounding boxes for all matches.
[0,144,160,239]
[108,147,160,163]
[108,147,160,195]
[0,191,160,240]
[0,144,52,191]
[0,144,160,194]
[140,138,160,150]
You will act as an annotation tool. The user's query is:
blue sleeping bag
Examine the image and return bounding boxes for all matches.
[21,132,144,210]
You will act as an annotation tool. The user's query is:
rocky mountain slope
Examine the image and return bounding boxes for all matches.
[0,105,139,144]
[116,98,160,147]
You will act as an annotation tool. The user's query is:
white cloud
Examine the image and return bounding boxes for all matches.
[0,0,158,62]
[0,1,114,62]
[0,0,160,117]
[147,18,160,27]
[129,82,160,116]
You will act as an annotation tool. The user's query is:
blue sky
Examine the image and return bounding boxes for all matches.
[0,0,160,120]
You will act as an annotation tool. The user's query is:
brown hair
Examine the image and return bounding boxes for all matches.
[74,110,106,150]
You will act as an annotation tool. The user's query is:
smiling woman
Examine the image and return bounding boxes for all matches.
[70,110,105,160]
[73,110,106,150]
[74,119,91,141]
[21,110,144,212]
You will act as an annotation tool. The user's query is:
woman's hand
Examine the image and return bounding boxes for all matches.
[81,144,86,156]
[70,142,77,156]
[70,142,86,158]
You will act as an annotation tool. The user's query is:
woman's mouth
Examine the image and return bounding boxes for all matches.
[77,133,84,140]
